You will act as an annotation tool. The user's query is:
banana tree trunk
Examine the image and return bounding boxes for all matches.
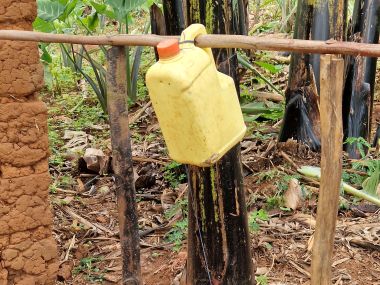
[279,0,346,151]
[163,0,185,35]
[374,124,380,148]
[150,3,166,60]
[343,0,380,158]
[184,1,254,284]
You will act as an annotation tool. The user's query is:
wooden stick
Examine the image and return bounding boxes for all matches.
[2,30,380,56]
[311,55,344,285]
[106,46,141,285]
[253,91,284,102]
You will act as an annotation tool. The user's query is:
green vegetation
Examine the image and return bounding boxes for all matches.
[35,0,155,110]
[164,197,188,252]
[255,275,269,285]
[248,209,269,232]
[345,137,372,158]
[73,256,106,282]
[165,219,188,252]
[163,162,187,189]
[299,166,380,206]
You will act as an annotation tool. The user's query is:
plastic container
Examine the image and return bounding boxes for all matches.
[146,24,246,167]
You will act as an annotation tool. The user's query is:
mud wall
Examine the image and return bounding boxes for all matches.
[0,1,58,284]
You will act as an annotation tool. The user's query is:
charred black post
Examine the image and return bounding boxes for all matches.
[187,148,254,284]
[343,0,380,158]
[150,4,166,60]
[279,0,321,150]
[184,0,254,284]
[373,124,380,148]
[107,46,141,285]
[163,0,185,35]
[279,0,346,151]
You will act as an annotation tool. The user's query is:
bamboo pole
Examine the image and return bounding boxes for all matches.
[2,30,380,56]
[106,46,141,285]
[311,54,344,285]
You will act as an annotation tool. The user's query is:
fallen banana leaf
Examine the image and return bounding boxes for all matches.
[298,166,380,207]
[241,101,284,121]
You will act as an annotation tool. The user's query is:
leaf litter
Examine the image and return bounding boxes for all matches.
[45,88,380,285]
[44,25,380,285]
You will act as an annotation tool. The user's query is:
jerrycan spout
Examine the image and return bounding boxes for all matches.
[157,39,180,60]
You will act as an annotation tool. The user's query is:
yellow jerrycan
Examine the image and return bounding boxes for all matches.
[146,24,246,167]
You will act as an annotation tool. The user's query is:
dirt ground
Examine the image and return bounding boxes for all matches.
[49,88,380,285]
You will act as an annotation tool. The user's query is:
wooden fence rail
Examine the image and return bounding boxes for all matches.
[1,29,380,56]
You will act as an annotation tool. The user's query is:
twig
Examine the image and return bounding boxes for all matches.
[132,156,168,165]
[265,253,276,277]
[62,206,114,235]
[289,260,311,277]
[55,188,78,195]
[139,225,167,238]
[273,119,283,129]
[253,91,284,102]
[344,169,367,176]
[238,54,284,95]
[279,151,300,170]
[175,185,189,203]
[279,166,320,186]
[63,235,76,263]
[130,101,152,125]
[135,193,161,200]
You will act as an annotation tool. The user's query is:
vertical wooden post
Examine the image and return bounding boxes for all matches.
[107,46,141,285]
[187,148,254,284]
[184,1,254,284]
[311,54,344,285]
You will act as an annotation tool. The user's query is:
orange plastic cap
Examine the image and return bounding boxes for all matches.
[157,39,180,59]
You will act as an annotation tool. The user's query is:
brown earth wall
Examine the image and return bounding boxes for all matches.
[0,1,58,284]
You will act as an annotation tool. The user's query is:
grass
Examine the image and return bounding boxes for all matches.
[248,209,269,232]
[73,256,106,283]
[256,275,269,285]
[164,196,188,252]
[163,162,187,189]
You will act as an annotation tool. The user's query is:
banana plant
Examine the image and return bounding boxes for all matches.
[278,0,347,151]
[299,165,380,206]
[34,0,152,111]
[343,0,380,158]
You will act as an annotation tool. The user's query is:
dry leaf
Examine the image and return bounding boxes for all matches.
[103,274,121,283]
[99,185,110,195]
[332,257,350,267]
[284,178,302,210]
[83,148,110,174]
[291,213,316,228]
[307,234,314,253]
[63,130,93,151]
[76,178,85,192]
[256,267,269,275]
[61,196,74,205]
[161,189,177,210]
[58,262,74,280]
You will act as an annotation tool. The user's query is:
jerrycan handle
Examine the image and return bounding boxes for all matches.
[180,24,214,63]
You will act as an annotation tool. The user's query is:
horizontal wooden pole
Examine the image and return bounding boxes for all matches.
[1,30,380,56]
